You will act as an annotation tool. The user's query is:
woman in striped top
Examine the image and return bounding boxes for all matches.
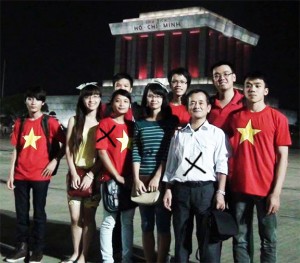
[132,82,177,263]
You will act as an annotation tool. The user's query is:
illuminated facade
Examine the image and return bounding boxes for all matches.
[107,7,259,91]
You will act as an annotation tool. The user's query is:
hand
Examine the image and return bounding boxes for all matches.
[70,174,81,189]
[7,176,15,190]
[267,193,280,215]
[148,176,160,192]
[163,189,172,211]
[115,175,125,185]
[134,179,147,195]
[41,159,57,177]
[80,174,93,190]
[215,192,226,211]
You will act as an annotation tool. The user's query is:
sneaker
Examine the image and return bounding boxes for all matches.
[29,251,43,263]
[6,242,28,262]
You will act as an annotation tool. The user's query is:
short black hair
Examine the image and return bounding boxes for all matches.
[167,67,192,87]
[185,88,211,110]
[244,71,269,88]
[210,60,235,73]
[24,86,46,102]
[112,72,133,87]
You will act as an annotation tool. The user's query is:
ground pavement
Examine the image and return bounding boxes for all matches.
[1,136,299,263]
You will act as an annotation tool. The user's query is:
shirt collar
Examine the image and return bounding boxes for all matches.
[182,120,209,133]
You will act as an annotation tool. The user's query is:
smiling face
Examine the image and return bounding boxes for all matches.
[212,65,236,92]
[170,74,188,98]
[112,94,130,115]
[114,78,132,93]
[83,94,101,112]
[187,92,211,121]
[146,89,163,112]
[244,78,268,104]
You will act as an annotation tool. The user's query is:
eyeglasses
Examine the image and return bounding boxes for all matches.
[171,80,187,85]
[212,73,233,80]
[147,94,163,100]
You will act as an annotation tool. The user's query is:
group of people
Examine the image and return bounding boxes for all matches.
[6,61,291,263]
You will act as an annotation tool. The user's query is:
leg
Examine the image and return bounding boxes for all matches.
[156,201,171,263]
[172,183,192,263]
[193,183,220,263]
[13,180,31,246]
[67,198,83,261]
[121,208,135,263]
[100,206,117,263]
[255,197,277,263]
[232,193,254,263]
[139,205,156,263]
[113,212,122,262]
[31,180,50,253]
[77,205,98,263]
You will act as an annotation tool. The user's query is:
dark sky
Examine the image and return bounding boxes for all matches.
[1,1,299,111]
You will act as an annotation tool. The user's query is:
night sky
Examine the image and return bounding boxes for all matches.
[1,1,299,111]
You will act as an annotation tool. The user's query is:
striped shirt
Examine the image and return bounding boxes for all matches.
[132,118,176,176]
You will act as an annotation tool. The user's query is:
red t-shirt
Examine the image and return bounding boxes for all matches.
[11,115,66,181]
[95,117,133,182]
[228,106,291,196]
[208,89,244,131]
[169,103,190,127]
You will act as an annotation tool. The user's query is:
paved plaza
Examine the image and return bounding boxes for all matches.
[0,136,299,262]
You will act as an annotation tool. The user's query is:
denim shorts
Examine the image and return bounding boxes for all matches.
[139,199,171,234]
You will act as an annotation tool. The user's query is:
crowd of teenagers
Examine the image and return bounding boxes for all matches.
[6,61,291,263]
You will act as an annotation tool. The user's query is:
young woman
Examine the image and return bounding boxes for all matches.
[96,89,136,263]
[132,83,177,263]
[63,83,102,263]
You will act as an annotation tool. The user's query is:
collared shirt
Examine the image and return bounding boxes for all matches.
[208,89,244,131]
[162,121,231,183]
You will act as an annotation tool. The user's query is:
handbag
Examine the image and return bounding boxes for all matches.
[209,209,238,242]
[67,167,93,198]
[131,189,160,205]
[102,179,120,212]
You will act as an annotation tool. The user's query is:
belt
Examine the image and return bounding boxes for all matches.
[175,180,214,188]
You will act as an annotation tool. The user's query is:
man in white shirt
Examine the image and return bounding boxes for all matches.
[163,89,231,263]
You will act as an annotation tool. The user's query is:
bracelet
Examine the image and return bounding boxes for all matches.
[216,189,226,196]
[85,173,94,180]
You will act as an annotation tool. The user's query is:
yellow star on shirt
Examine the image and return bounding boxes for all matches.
[23,128,41,150]
[237,120,261,145]
[116,130,132,152]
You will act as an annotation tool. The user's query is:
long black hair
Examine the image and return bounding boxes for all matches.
[71,84,102,153]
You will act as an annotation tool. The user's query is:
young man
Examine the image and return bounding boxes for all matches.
[228,72,291,262]
[6,87,66,263]
[167,67,191,127]
[163,89,230,263]
[208,61,244,131]
[102,72,142,121]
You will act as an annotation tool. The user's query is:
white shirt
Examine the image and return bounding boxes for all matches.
[162,121,231,183]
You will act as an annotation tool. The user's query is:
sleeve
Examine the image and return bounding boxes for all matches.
[49,117,66,144]
[95,119,109,150]
[10,118,21,146]
[132,122,142,163]
[275,112,292,146]
[214,129,231,175]
[162,131,179,183]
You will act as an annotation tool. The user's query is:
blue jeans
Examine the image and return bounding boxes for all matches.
[172,181,221,263]
[100,207,135,263]
[232,193,277,263]
[14,180,50,252]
